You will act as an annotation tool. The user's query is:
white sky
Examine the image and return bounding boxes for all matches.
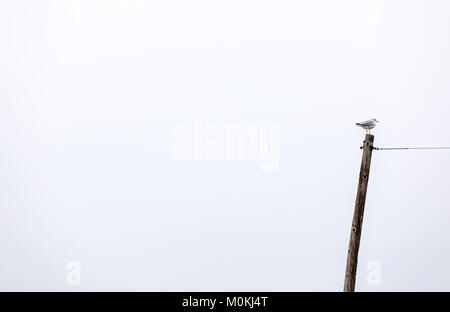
[1,0,450,291]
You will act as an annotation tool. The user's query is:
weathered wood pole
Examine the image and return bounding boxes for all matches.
[344,134,375,292]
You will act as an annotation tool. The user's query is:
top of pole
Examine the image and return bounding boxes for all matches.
[365,134,375,142]
[359,134,374,150]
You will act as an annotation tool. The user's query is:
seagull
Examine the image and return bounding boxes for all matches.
[356,118,379,134]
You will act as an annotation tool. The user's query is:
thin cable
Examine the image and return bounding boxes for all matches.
[374,147,450,151]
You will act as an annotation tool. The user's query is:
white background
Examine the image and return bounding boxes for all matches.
[1,0,450,291]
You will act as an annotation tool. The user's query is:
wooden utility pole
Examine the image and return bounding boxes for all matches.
[344,134,375,292]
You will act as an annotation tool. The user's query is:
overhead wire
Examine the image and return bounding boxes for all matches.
[374,147,450,151]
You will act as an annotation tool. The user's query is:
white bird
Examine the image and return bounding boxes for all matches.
[356,118,379,134]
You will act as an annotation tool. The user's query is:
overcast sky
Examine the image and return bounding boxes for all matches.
[1,0,450,291]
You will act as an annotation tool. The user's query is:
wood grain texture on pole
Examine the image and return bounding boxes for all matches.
[344,134,375,292]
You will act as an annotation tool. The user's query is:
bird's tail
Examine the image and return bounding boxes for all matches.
[356,123,361,126]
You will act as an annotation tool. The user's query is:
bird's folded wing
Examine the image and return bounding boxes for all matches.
[358,120,373,126]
